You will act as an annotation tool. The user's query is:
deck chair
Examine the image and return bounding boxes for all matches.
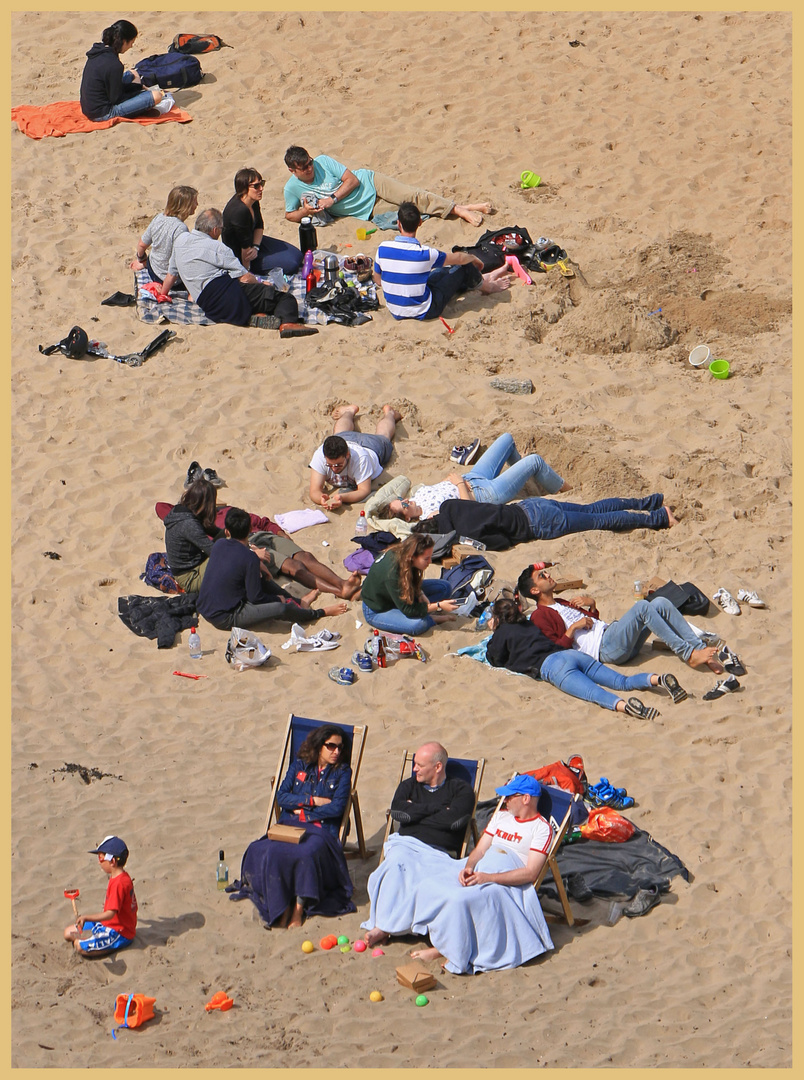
[264,713,369,859]
[493,774,581,927]
[380,751,485,861]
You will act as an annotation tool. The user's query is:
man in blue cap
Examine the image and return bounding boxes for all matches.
[458,774,550,889]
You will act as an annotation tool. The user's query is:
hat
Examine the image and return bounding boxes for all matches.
[88,835,128,860]
[495,775,542,799]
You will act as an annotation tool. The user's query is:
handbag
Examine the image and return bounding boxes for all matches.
[648,580,710,617]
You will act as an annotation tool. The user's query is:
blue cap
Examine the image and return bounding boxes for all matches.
[88,835,128,860]
[495,775,542,799]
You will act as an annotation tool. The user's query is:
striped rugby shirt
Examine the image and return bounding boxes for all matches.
[374,235,446,319]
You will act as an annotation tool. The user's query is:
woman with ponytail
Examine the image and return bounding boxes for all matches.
[80,20,166,121]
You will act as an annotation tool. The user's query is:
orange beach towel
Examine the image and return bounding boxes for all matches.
[11,100,192,139]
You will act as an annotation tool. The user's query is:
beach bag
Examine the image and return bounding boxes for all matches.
[526,756,587,796]
[134,53,203,89]
[140,552,182,594]
[648,580,710,617]
[169,33,232,54]
[225,627,271,671]
[440,554,494,600]
[580,806,635,843]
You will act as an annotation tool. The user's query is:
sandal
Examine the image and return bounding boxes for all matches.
[623,698,661,721]
[702,674,740,701]
[328,666,356,686]
[657,673,688,704]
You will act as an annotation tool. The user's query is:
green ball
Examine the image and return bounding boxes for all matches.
[337,935,349,945]
[415,994,429,1007]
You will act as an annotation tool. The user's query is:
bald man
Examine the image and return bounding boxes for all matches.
[388,742,475,857]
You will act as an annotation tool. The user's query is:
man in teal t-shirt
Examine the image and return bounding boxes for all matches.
[282,145,491,228]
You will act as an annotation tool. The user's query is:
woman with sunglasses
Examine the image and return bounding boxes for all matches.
[360,534,460,636]
[229,725,356,929]
[221,168,302,276]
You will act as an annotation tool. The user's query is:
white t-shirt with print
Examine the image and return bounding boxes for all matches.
[484,808,551,866]
[309,443,382,490]
[552,600,608,661]
[412,480,460,519]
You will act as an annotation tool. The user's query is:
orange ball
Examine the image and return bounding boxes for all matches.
[320,937,335,950]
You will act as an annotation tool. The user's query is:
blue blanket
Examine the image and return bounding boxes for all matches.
[361,833,553,974]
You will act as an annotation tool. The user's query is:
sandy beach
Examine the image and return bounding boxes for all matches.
[10,9,791,1068]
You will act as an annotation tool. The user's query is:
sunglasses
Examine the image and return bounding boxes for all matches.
[250,181,265,189]
[323,742,343,751]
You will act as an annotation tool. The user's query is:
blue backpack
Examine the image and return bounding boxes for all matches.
[134,52,203,90]
[140,552,182,594]
[440,554,494,600]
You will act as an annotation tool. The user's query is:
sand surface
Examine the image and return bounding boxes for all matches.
[11,9,791,1069]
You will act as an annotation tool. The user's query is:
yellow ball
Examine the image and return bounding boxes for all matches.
[369,991,383,1002]
[301,940,314,953]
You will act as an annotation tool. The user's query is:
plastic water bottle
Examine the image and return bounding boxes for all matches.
[355,510,368,536]
[301,248,314,277]
[476,605,493,630]
[216,850,228,890]
[265,266,288,292]
[189,626,202,659]
[299,217,317,255]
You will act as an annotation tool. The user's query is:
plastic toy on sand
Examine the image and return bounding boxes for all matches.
[353,939,367,952]
[520,170,541,188]
[337,935,350,945]
[64,887,80,920]
[372,947,385,957]
[370,991,384,1002]
[320,935,338,950]
[415,994,429,1006]
[301,940,314,953]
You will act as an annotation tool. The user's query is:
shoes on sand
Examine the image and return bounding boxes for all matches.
[249,314,281,330]
[328,666,356,686]
[279,322,319,339]
[657,673,688,704]
[351,651,373,672]
[184,460,202,488]
[622,886,661,918]
[716,644,746,677]
[736,588,765,608]
[712,588,740,615]
[624,698,661,721]
[450,439,480,466]
[702,674,740,701]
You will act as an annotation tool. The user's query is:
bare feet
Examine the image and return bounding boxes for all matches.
[287,900,304,929]
[688,646,724,673]
[453,202,492,227]
[480,267,515,294]
[664,505,680,527]
[432,613,457,624]
[558,481,573,493]
[364,928,390,947]
[410,946,445,963]
[342,571,363,600]
[332,403,359,422]
[300,588,321,608]
[382,404,403,422]
[322,601,349,617]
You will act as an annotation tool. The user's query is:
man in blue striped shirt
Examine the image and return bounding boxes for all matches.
[373,203,513,321]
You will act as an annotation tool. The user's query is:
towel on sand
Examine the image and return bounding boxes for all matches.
[12,100,192,139]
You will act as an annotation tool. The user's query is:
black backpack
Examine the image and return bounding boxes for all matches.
[169,34,232,54]
[452,225,566,274]
[648,580,711,617]
[134,52,203,89]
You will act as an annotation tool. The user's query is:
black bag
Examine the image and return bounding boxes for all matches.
[134,52,203,89]
[649,580,710,617]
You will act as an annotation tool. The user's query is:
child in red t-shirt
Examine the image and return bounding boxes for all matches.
[63,835,138,955]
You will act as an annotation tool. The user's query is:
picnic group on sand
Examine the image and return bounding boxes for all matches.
[67,20,750,975]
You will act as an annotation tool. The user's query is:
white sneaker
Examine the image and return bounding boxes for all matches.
[154,93,175,116]
[736,588,765,608]
[712,588,741,615]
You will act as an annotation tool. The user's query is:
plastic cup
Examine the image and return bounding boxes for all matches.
[688,345,710,367]
[709,359,730,379]
[520,170,541,189]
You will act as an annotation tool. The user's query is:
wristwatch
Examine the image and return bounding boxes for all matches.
[436,603,442,612]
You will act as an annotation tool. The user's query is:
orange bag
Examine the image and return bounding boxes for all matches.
[526,755,586,795]
[579,806,635,842]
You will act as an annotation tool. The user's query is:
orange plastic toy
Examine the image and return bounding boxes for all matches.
[113,993,156,1037]
[319,934,338,950]
[205,991,234,1012]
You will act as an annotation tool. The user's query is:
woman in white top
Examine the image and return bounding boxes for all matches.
[132,185,198,289]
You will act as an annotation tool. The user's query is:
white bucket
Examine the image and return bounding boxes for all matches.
[688,344,711,367]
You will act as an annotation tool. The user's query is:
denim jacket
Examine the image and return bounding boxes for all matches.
[276,758,352,835]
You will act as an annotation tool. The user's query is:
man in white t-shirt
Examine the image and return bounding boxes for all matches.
[309,403,402,510]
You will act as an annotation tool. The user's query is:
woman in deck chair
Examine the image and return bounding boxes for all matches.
[228,724,356,928]
[361,774,554,974]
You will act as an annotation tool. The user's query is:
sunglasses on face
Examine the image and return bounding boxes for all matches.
[250,181,265,189]
[323,742,343,751]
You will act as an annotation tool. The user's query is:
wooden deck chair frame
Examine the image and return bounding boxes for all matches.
[494,773,579,927]
[264,713,369,859]
[380,750,485,862]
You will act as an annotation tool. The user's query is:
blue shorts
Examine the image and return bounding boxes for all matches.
[76,920,135,954]
[341,431,394,469]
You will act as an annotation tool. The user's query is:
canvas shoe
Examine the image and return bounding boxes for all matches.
[450,439,480,466]
[736,588,765,608]
[702,674,740,701]
[712,587,741,615]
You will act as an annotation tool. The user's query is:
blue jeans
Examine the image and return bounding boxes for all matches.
[422,264,483,319]
[342,432,394,468]
[521,493,668,540]
[362,580,452,635]
[463,433,565,502]
[540,651,654,711]
[93,72,157,120]
[599,597,705,665]
[252,235,303,276]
